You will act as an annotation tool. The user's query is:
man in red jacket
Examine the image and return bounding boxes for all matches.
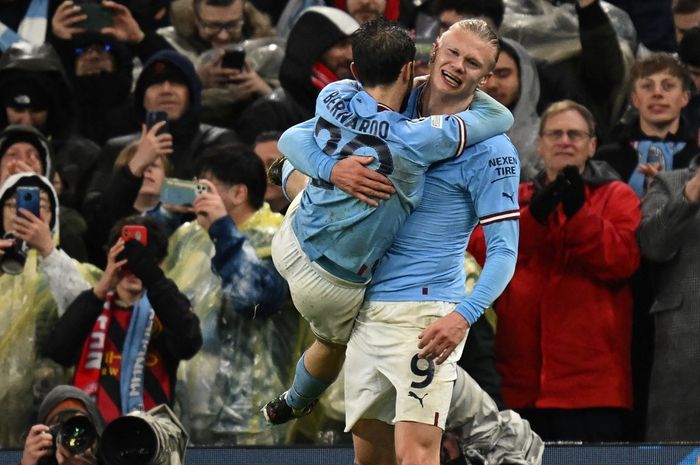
[470,100,641,442]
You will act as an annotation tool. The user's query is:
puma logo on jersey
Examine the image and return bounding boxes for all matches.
[408,391,429,408]
[502,191,515,203]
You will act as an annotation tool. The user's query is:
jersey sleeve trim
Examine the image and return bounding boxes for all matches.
[479,209,520,225]
[453,115,467,158]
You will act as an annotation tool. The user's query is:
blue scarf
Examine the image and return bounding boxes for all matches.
[0,0,48,51]
[628,140,687,198]
[119,293,154,414]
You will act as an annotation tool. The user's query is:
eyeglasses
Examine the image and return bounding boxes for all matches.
[74,44,112,56]
[194,11,244,35]
[541,129,592,142]
[3,200,51,212]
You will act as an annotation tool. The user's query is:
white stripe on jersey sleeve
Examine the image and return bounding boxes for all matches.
[480,209,521,225]
[453,115,467,158]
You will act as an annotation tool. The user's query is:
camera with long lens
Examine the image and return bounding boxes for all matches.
[100,405,188,465]
[38,415,98,465]
[0,233,27,275]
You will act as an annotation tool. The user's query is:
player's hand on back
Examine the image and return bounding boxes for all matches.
[330,155,395,208]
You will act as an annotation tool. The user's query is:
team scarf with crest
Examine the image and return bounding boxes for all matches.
[73,291,154,415]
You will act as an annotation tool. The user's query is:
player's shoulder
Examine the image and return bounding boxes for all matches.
[319,79,362,99]
[476,133,517,153]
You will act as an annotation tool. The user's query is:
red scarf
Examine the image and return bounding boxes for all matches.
[311,62,339,91]
[73,293,171,421]
[73,292,115,398]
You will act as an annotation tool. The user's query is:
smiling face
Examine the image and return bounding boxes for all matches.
[195,0,244,47]
[143,80,190,120]
[429,26,497,101]
[631,70,689,135]
[538,108,596,181]
[0,142,44,185]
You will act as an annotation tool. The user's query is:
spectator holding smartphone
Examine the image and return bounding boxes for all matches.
[45,215,203,422]
[82,116,183,267]
[0,173,101,447]
[87,49,238,206]
[163,144,295,445]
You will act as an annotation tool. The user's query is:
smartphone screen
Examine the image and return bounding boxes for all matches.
[16,186,40,218]
[221,50,246,71]
[146,111,169,135]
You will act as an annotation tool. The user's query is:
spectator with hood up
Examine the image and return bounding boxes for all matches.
[0,173,101,447]
[59,32,139,146]
[236,6,358,144]
[88,49,238,203]
[0,124,89,261]
[0,42,101,209]
[482,38,542,181]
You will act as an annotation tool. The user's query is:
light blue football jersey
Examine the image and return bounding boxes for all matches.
[364,85,521,323]
[365,132,521,323]
[280,79,511,281]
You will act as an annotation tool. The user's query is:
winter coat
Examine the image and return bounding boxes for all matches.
[0,43,101,209]
[488,161,640,410]
[235,7,358,144]
[86,50,239,205]
[638,157,700,441]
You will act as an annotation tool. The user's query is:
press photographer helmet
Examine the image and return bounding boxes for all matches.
[100,405,188,465]
[0,233,26,275]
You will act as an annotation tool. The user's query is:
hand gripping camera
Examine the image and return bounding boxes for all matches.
[38,414,98,465]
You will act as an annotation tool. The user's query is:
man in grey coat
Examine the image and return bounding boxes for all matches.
[638,154,700,441]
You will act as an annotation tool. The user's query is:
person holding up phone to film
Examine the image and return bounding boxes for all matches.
[198,46,273,104]
[51,0,164,49]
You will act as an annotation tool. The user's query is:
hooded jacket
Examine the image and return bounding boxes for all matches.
[0,173,101,447]
[235,7,359,144]
[0,42,102,209]
[499,38,542,182]
[0,124,53,180]
[62,32,138,146]
[89,50,238,204]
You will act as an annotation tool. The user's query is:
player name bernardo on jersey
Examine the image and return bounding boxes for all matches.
[322,89,390,138]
